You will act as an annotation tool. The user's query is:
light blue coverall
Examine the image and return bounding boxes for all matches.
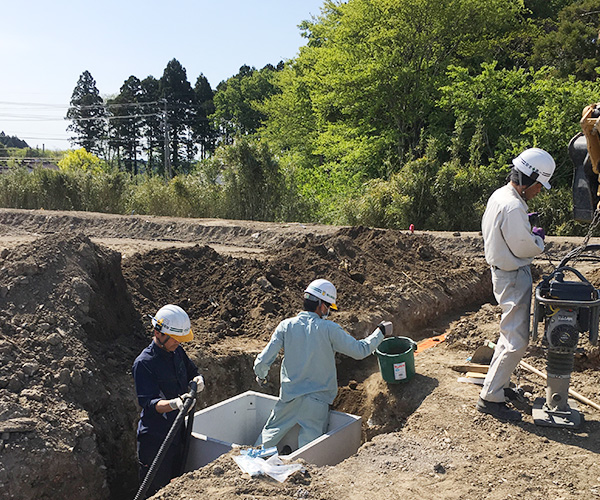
[254,311,383,449]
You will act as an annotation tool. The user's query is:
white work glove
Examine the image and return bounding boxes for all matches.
[377,321,393,337]
[192,375,205,392]
[167,396,186,411]
[167,393,194,412]
[256,376,267,388]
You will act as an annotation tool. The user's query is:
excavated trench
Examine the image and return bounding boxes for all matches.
[0,227,493,500]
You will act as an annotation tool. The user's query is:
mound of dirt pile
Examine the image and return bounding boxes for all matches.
[122,227,491,348]
[0,234,144,500]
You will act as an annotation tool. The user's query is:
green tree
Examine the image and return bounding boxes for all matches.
[193,74,216,158]
[0,142,8,167]
[140,76,163,174]
[159,59,196,175]
[107,76,144,174]
[438,63,600,188]
[437,63,543,167]
[207,139,285,221]
[212,63,282,142]
[531,0,600,80]
[260,0,527,217]
[66,71,107,155]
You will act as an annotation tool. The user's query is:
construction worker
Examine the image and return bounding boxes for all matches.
[254,278,392,451]
[132,304,204,498]
[478,148,555,421]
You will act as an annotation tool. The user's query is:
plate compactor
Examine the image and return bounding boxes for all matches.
[531,246,600,428]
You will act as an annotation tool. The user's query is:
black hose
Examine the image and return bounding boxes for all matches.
[179,403,195,476]
[558,244,600,268]
[133,380,198,500]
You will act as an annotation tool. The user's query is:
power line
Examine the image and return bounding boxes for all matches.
[1,113,162,122]
[0,99,209,111]
[0,101,68,109]
[0,157,63,161]
[69,113,162,122]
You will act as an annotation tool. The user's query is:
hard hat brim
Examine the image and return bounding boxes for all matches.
[166,328,194,343]
[330,303,338,310]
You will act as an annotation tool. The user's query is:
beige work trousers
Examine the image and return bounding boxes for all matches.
[480,266,532,403]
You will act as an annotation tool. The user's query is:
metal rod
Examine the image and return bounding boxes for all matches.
[519,360,600,412]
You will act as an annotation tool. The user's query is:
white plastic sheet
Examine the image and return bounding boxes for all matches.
[233,453,304,483]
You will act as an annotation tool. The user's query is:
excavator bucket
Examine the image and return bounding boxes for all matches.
[570,132,598,222]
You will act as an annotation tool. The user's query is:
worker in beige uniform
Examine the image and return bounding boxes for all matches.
[478,147,556,422]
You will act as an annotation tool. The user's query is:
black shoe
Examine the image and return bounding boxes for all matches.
[477,397,522,422]
[280,445,292,455]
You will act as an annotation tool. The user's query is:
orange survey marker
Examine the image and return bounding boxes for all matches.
[415,333,447,355]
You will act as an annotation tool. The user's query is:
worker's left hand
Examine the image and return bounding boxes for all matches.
[532,226,545,240]
[378,321,393,337]
[192,375,205,392]
[256,376,267,388]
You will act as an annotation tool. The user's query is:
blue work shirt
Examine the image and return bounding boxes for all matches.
[254,311,383,405]
[132,341,199,439]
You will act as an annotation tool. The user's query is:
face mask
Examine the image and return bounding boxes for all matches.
[322,306,330,319]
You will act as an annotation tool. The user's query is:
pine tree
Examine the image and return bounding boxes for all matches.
[159,59,196,175]
[140,76,162,175]
[66,71,107,155]
[193,74,216,159]
[108,76,144,174]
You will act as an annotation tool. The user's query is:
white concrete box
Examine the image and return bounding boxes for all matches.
[185,390,361,471]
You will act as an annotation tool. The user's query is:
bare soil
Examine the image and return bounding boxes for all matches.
[0,208,598,500]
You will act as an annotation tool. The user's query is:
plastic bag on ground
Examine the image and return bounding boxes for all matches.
[233,453,304,482]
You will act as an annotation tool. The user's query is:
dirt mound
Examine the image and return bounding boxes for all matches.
[122,227,491,348]
[0,208,337,249]
[0,234,144,500]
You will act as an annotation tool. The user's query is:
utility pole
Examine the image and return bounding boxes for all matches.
[162,99,172,179]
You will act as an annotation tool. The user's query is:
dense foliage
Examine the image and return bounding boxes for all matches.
[7,0,600,233]
[0,132,28,149]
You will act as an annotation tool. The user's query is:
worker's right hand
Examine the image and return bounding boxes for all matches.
[167,393,195,412]
[167,397,186,412]
[256,376,267,388]
[527,212,540,224]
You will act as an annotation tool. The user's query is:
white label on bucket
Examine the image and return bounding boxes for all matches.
[393,362,407,380]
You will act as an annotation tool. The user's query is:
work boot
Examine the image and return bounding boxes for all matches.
[477,397,522,422]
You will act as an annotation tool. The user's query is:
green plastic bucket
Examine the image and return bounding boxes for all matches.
[375,336,418,383]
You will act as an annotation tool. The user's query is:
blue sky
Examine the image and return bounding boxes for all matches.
[0,0,326,151]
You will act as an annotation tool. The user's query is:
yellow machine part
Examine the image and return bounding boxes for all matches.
[580,103,600,177]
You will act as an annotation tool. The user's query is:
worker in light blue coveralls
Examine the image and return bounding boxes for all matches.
[132,304,205,498]
[478,148,555,422]
[254,278,393,451]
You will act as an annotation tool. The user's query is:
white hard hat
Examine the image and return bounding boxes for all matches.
[512,147,555,189]
[304,279,338,310]
[151,304,193,342]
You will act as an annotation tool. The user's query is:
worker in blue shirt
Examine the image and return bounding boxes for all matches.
[132,304,204,498]
[254,279,392,452]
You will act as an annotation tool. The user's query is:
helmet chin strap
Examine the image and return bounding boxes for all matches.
[155,330,169,349]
